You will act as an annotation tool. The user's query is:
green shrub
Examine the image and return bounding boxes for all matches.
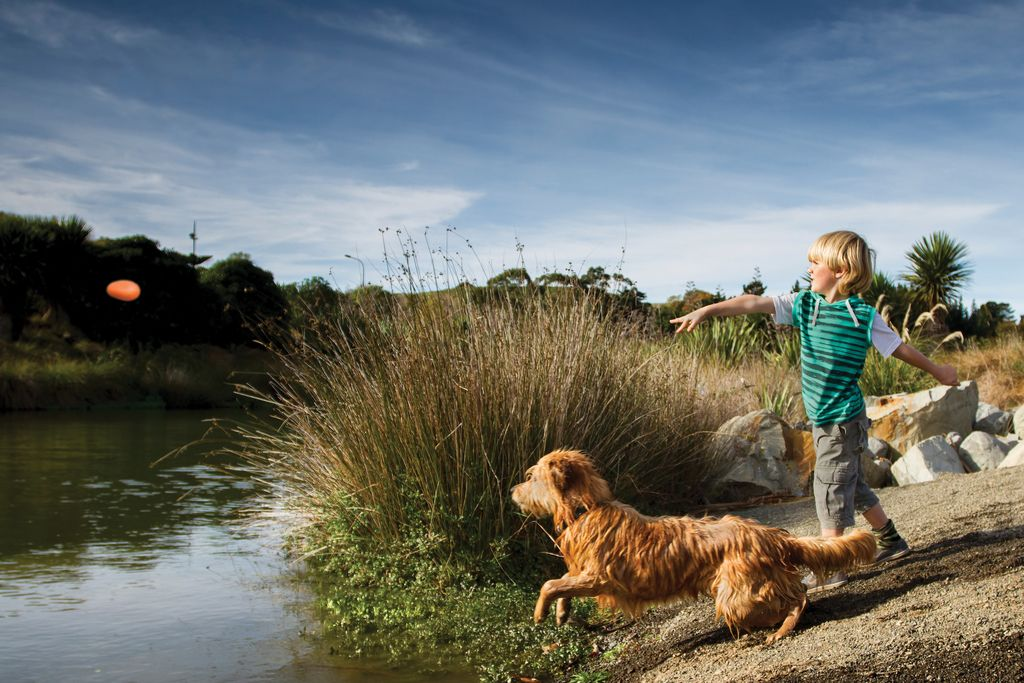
[672,316,769,364]
[858,348,933,396]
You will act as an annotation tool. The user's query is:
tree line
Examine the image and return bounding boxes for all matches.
[0,212,1016,349]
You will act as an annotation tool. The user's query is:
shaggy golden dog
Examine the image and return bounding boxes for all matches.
[511,449,876,643]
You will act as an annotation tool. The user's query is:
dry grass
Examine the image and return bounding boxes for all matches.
[942,333,1024,409]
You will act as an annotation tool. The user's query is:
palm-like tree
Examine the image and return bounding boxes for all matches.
[902,231,973,310]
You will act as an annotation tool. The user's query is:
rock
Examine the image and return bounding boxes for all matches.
[782,423,816,488]
[1014,406,1024,435]
[866,382,979,456]
[862,435,893,488]
[974,402,1012,435]
[861,452,892,488]
[958,431,1011,472]
[998,442,1024,469]
[868,436,890,459]
[945,432,963,449]
[714,410,809,499]
[996,434,1020,450]
[891,435,965,485]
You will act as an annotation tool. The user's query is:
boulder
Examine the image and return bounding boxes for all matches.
[782,423,816,488]
[974,402,1012,435]
[998,442,1024,469]
[867,436,890,459]
[958,431,1011,472]
[1014,406,1024,435]
[891,435,965,485]
[714,410,810,499]
[866,381,978,456]
[861,452,892,489]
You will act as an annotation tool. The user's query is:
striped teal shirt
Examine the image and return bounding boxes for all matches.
[789,291,878,426]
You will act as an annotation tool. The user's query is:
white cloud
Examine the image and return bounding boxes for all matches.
[0,0,159,48]
[396,160,420,172]
[314,9,440,47]
[741,3,1024,104]
[450,200,1004,302]
[0,85,480,285]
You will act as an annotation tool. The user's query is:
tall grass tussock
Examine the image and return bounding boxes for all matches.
[235,285,740,562]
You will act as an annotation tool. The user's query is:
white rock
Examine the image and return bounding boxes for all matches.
[868,436,890,458]
[974,402,1012,435]
[998,442,1024,469]
[715,410,807,498]
[866,381,979,456]
[958,431,1011,472]
[1014,406,1024,435]
[945,431,963,449]
[891,435,965,485]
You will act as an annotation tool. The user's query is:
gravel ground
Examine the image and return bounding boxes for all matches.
[584,465,1024,682]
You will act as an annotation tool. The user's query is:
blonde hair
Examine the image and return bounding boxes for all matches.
[807,230,874,296]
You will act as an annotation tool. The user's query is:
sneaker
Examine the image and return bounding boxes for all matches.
[874,537,911,564]
[803,571,848,594]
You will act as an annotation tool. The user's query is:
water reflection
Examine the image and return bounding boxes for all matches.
[1,411,243,561]
[0,411,473,683]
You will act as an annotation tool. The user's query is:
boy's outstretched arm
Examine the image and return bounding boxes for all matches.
[671,294,775,334]
[892,343,959,386]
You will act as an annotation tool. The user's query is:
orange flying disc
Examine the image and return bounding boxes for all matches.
[106,280,141,302]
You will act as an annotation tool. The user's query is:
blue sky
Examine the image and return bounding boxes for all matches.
[1,0,1022,312]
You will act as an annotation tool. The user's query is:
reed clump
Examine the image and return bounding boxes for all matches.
[236,287,736,564]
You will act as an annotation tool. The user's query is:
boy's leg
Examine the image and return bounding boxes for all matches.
[812,420,859,535]
[806,421,858,592]
[863,503,911,563]
[850,414,911,563]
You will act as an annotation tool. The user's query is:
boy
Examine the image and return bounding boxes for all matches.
[671,230,958,592]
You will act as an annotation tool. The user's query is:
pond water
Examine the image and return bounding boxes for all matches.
[0,410,471,683]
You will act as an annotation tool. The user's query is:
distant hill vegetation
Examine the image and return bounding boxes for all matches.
[0,212,287,347]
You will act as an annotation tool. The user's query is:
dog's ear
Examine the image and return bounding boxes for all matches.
[549,456,578,494]
[550,453,612,530]
[550,457,580,531]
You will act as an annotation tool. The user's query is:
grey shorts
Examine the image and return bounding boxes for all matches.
[812,410,880,530]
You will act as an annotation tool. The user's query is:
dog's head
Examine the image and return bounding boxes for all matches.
[511,449,613,530]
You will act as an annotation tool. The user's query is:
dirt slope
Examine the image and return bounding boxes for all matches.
[590,465,1024,682]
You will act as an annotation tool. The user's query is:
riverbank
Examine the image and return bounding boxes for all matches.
[572,464,1024,682]
[0,331,272,411]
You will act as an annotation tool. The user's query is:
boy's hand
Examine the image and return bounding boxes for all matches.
[671,308,708,334]
[934,363,958,386]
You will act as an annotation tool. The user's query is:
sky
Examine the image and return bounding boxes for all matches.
[1,0,1022,312]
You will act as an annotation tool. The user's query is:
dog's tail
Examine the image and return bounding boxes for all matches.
[786,530,876,577]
